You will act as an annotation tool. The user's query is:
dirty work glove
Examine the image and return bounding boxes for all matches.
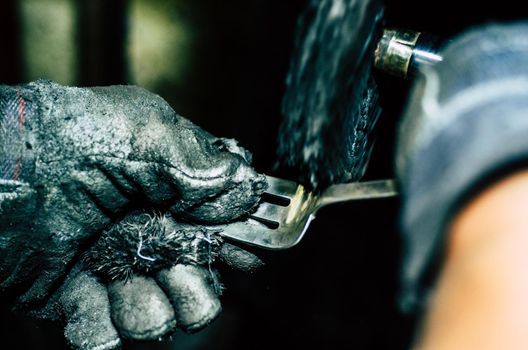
[396,23,528,313]
[0,80,266,349]
[56,212,264,349]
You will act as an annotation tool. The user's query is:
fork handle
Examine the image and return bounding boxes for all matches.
[318,179,399,207]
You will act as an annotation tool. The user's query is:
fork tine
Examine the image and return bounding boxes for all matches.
[249,202,285,225]
[264,175,300,200]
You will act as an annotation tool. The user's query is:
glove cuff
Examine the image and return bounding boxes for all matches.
[0,84,38,182]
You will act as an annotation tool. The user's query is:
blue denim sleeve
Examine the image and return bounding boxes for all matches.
[397,22,528,313]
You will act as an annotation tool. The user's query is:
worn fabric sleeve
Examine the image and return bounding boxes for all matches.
[397,22,528,312]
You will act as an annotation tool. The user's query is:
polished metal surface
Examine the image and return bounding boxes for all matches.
[374,28,444,78]
[375,29,420,77]
[219,175,398,250]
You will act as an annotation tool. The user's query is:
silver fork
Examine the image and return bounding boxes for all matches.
[219,175,398,250]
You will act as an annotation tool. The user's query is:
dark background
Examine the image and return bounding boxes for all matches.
[0,1,526,349]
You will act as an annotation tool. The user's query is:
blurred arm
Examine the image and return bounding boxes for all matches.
[416,170,528,350]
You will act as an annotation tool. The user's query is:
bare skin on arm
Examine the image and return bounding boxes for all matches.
[416,170,528,350]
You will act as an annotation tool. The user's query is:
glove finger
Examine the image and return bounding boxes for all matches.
[59,271,120,350]
[108,275,176,340]
[156,264,221,333]
[18,246,80,308]
[219,242,265,273]
[176,165,267,224]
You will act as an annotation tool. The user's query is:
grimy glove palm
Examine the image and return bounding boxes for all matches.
[0,80,266,349]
